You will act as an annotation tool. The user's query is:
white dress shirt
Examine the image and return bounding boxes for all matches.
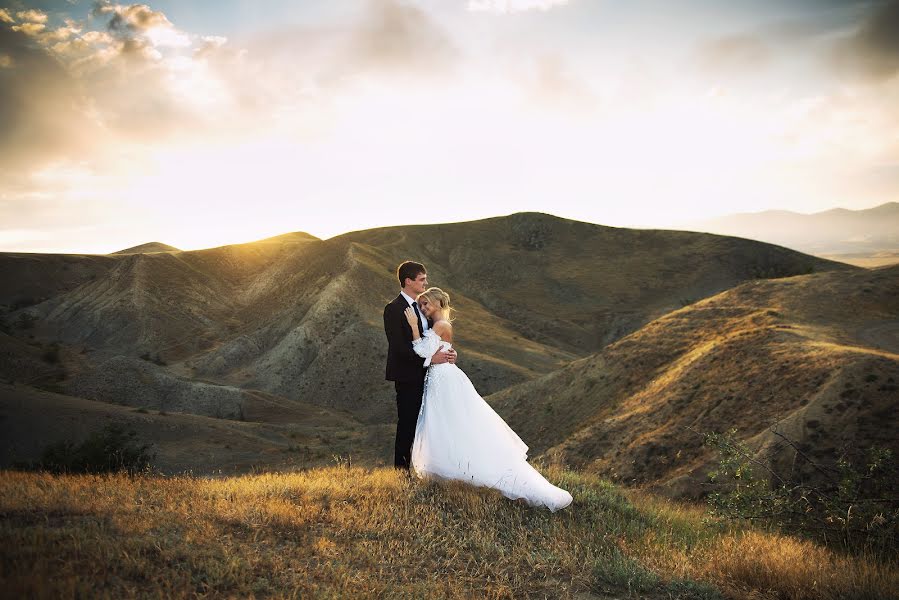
[400,290,430,334]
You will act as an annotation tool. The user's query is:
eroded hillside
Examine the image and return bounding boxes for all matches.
[488,264,899,498]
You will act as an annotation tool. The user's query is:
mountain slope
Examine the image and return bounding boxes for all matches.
[487,264,899,498]
[0,382,373,474]
[2,213,854,425]
[0,253,117,307]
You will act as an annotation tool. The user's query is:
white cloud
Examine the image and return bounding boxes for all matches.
[12,21,46,35]
[2,0,898,252]
[466,0,569,14]
[16,9,48,23]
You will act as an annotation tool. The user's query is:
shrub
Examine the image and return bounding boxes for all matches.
[42,343,60,363]
[10,296,40,311]
[39,423,155,475]
[16,313,37,330]
[701,427,898,557]
[139,351,167,366]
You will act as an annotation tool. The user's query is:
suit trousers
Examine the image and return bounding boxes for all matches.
[394,379,425,469]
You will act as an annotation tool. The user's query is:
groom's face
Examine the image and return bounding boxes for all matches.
[408,272,428,295]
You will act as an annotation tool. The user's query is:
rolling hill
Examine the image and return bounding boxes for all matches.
[0,213,851,429]
[487,263,899,498]
[0,381,375,474]
[111,241,181,254]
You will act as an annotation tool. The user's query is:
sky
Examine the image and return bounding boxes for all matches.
[1,0,897,253]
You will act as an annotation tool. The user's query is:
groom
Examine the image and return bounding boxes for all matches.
[384,261,457,470]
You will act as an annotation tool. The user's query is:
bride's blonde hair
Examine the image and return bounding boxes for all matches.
[417,287,454,322]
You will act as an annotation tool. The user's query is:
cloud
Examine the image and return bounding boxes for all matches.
[0,24,96,173]
[521,54,599,114]
[93,1,190,48]
[467,0,569,14]
[11,21,46,35]
[833,0,899,80]
[3,8,49,35]
[696,34,770,75]
[16,9,48,24]
[193,35,227,59]
[341,0,457,78]
[0,2,241,187]
[0,0,461,185]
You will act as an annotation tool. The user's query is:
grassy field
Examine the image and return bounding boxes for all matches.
[1,464,895,599]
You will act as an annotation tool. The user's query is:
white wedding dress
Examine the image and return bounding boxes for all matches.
[410,330,573,512]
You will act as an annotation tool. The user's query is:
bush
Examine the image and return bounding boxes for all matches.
[10,296,40,311]
[42,342,60,364]
[139,351,167,366]
[39,423,155,475]
[701,427,898,557]
[16,313,37,330]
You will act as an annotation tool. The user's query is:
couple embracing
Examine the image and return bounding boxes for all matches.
[383,261,572,512]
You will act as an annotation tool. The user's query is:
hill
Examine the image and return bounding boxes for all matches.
[0,213,852,427]
[684,202,899,259]
[111,242,181,254]
[0,381,377,474]
[487,264,899,498]
[1,465,895,599]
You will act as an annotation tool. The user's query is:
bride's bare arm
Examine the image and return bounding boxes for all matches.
[431,321,456,364]
[432,321,453,342]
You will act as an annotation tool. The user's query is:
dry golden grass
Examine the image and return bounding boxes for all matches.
[624,489,897,600]
[1,465,895,599]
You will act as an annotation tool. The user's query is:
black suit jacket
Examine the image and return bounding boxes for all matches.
[384,294,426,383]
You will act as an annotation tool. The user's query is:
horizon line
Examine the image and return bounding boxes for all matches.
[1,201,895,256]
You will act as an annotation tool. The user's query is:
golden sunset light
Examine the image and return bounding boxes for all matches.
[1,0,897,252]
[2,3,898,597]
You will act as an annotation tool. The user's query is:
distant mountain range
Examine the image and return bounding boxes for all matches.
[684,202,899,256]
[2,212,895,499]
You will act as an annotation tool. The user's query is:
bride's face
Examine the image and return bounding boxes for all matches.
[418,297,435,318]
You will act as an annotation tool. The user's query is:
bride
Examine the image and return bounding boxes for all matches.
[404,287,573,512]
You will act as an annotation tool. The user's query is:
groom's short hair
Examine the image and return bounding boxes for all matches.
[397,261,426,286]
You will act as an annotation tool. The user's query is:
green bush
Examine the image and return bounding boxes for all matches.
[39,424,155,475]
[702,427,897,557]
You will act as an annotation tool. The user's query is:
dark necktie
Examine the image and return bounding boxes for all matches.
[411,301,424,336]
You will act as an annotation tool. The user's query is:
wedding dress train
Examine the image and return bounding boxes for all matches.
[410,330,573,512]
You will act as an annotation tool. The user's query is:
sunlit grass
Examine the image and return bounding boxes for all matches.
[1,465,895,599]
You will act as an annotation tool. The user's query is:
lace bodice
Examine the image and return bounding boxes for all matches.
[412,330,452,367]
